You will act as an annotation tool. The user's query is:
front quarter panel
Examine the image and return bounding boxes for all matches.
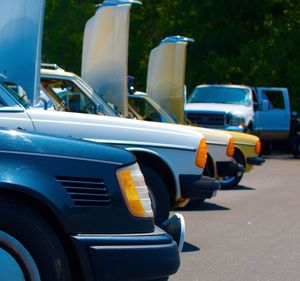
[0,131,154,234]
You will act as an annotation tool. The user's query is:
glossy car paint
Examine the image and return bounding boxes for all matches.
[144,36,264,173]
[0,129,180,280]
[0,81,206,205]
[221,130,263,172]
[128,92,234,177]
[80,3,234,178]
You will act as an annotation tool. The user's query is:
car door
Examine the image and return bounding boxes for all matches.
[0,84,34,131]
[255,87,290,140]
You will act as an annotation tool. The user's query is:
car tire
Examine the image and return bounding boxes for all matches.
[221,150,245,189]
[0,196,71,281]
[139,164,170,225]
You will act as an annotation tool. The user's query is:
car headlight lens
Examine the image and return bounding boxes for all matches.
[117,163,153,218]
[195,139,207,169]
[255,140,261,155]
[226,137,235,158]
[229,114,245,126]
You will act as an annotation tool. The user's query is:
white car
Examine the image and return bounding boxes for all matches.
[0,81,219,224]
[78,2,242,185]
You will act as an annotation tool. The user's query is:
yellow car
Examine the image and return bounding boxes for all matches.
[219,130,264,188]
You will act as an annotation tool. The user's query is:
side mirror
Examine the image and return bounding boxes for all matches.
[261,100,269,111]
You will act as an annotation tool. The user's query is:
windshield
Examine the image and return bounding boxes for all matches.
[188,86,251,106]
[41,76,117,116]
[74,77,118,117]
[1,83,29,108]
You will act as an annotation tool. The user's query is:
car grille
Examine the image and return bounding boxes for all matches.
[186,112,227,127]
[55,176,111,207]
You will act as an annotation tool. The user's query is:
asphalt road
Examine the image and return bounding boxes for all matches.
[170,155,300,281]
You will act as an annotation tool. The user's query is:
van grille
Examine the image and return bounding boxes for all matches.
[55,176,111,207]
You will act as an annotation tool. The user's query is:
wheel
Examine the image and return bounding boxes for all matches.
[139,164,170,225]
[221,150,245,189]
[0,196,71,281]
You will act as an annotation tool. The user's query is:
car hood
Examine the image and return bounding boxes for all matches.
[185,103,250,114]
[27,109,204,150]
[0,128,134,165]
[187,126,231,145]
[220,130,260,146]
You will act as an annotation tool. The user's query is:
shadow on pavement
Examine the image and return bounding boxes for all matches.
[222,185,256,191]
[176,201,230,212]
[182,242,200,253]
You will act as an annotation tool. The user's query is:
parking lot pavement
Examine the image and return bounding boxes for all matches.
[171,156,300,281]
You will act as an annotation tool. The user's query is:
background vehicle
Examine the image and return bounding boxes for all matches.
[0,0,219,224]
[0,128,180,281]
[0,80,217,224]
[185,84,291,141]
[185,84,299,155]
[79,3,245,189]
[142,36,264,188]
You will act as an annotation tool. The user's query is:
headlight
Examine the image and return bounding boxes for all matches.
[255,140,261,155]
[116,163,153,218]
[195,138,207,169]
[228,114,245,126]
[226,137,235,158]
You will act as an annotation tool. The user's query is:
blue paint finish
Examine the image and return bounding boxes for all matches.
[160,35,195,45]
[0,0,45,104]
[0,129,157,234]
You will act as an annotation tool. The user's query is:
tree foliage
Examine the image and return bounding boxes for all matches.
[43,0,300,111]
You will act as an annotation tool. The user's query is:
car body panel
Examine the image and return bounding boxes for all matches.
[1,81,208,204]
[79,6,234,180]
[254,87,290,140]
[0,128,180,280]
[128,92,234,177]
[221,130,263,172]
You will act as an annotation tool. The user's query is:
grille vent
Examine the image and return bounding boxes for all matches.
[55,176,111,207]
[187,112,226,126]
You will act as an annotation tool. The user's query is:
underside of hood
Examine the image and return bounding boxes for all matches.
[0,0,45,104]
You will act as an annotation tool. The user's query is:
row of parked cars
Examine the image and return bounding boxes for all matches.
[0,1,267,280]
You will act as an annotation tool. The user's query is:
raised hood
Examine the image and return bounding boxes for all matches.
[147,36,194,124]
[0,0,45,104]
[81,1,141,117]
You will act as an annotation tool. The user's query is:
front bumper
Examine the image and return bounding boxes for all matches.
[179,174,220,200]
[247,156,265,165]
[216,160,243,177]
[71,228,180,281]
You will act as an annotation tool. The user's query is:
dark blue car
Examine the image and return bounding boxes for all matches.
[0,129,180,281]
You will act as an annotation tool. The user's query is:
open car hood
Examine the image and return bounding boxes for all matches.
[0,0,45,104]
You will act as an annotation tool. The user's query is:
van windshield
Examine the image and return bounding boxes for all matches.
[188,86,251,106]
